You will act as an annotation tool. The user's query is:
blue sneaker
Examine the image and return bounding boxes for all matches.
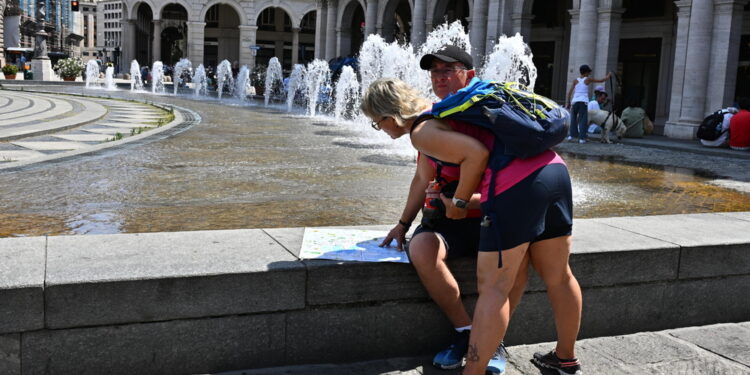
[486,343,508,374]
[432,330,470,369]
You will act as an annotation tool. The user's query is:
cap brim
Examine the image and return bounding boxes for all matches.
[419,54,460,70]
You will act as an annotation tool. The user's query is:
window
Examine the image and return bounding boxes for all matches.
[301,12,316,33]
[258,8,275,31]
[205,6,219,27]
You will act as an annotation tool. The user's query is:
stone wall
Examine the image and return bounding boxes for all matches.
[1,212,749,374]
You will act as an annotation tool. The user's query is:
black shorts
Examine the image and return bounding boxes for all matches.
[479,163,573,252]
[409,217,481,260]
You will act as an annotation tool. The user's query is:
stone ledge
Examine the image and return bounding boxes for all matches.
[44,229,305,328]
[0,212,749,374]
[0,237,45,334]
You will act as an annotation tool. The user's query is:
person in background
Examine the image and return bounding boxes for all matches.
[700,107,737,148]
[565,65,611,144]
[586,88,609,134]
[620,96,652,138]
[729,97,750,151]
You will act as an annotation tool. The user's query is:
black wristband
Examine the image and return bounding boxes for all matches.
[398,219,411,229]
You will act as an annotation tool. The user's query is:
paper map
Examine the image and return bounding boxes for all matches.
[299,227,409,263]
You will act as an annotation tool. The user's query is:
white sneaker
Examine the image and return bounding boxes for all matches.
[565,136,574,141]
[578,139,587,144]
[487,343,508,374]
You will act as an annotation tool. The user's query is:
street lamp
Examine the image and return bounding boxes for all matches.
[33,0,49,60]
[31,0,54,80]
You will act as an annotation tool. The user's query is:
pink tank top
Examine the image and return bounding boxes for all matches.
[431,119,566,202]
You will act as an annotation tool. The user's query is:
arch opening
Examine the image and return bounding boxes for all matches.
[204,3,240,68]
[160,3,188,66]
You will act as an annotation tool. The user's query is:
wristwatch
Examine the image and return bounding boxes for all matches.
[452,197,469,209]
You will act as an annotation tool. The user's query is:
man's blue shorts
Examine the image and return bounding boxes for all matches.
[409,217,481,260]
[479,163,573,252]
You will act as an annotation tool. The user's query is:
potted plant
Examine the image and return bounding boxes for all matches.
[53,57,85,81]
[2,64,19,80]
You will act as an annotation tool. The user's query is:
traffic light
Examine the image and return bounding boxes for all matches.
[71,0,79,11]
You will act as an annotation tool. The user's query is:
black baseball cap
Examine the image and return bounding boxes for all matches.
[420,45,474,70]
[580,64,592,74]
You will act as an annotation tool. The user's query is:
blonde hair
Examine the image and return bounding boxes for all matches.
[360,78,431,127]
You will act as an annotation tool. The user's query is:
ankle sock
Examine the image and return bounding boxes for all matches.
[455,325,472,333]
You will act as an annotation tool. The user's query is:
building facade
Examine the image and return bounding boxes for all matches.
[96,0,122,67]
[115,0,750,139]
[79,0,97,63]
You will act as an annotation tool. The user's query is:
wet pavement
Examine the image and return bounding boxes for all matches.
[1,84,749,238]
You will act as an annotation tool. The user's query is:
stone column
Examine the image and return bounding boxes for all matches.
[291,27,300,65]
[238,25,257,68]
[315,1,327,59]
[511,12,533,42]
[152,19,162,62]
[593,7,624,80]
[565,9,581,87]
[411,0,426,47]
[365,0,378,36]
[484,0,502,54]
[665,0,691,136]
[576,0,598,70]
[186,21,206,67]
[325,0,338,60]
[120,19,137,73]
[87,14,95,48]
[677,0,713,137]
[705,0,745,112]
[469,0,488,62]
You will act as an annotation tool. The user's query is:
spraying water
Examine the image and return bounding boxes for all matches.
[264,57,284,106]
[481,33,537,89]
[333,66,360,120]
[151,61,165,94]
[173,58,193,95]
[129,60,143,91]
[234,65,251,101]
[84,60,100,89]
[286,64,306,112]
[104,66,116,90]
[192,64,208,97]
[304,59,331,116]
[216,60,234,99]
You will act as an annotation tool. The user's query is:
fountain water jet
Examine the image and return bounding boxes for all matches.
[234,65,251,101]
[104,66,116,90]
[192,64,208,97]
[264,57,284,106]
[84,60,100,89]
[173,58,193,95]
[333,66,360,121]
[216,60,234,99]
[481,33,538,89]
[151,61,165,94]
[304,59,331,117]
[286,64,306,112]
[129,60,143,91]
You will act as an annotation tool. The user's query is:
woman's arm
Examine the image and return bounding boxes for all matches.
[585,72,612,84]
[411,120,489,219]
[379,155,432,249]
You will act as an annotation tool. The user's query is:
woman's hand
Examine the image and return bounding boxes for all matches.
[380,222,408,250]
[441,193,468,220]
